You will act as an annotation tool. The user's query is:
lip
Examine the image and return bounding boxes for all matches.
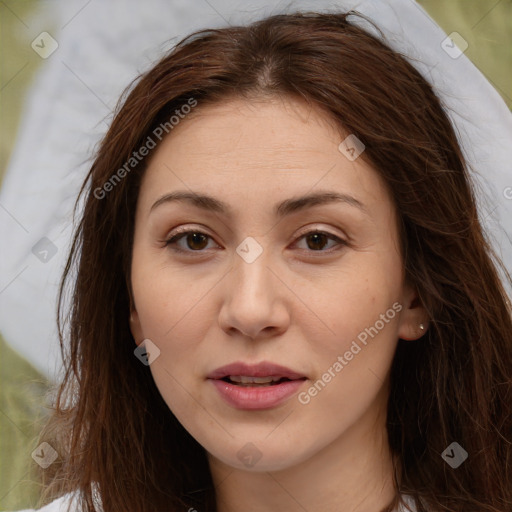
[207,361,306,380]
[207,361,307,410]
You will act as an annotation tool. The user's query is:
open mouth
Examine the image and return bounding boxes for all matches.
[220,376,304,387]
[209,363,307,409]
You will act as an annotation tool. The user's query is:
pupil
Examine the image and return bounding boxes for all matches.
[187,233,208,250]
[307,233,327,250]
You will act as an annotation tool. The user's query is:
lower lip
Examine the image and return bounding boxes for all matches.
[209,379,306,410]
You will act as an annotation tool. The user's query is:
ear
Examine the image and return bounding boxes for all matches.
[397,281,430,341]
[129,307,144,347]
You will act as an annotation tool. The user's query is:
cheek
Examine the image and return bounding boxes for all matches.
[131,243,212,343]
[294,260,402,440]
[133,283,207,369]
[130,258,228,404]
[309,248,403,356]
[131,267,211,428]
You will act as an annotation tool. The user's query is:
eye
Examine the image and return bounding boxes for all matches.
[164,228,346,255]
[293,230,347,253]
[165,229,217,254]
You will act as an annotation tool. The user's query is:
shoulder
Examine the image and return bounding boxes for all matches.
[14,493,80,512]
[14,485,103,512]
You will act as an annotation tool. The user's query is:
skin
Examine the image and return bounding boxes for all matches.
[129,95,429,512]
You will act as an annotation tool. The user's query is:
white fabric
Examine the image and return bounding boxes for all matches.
[1,0,510,382]
[15,493,76,512]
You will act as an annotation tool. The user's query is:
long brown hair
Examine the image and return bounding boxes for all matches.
[38,10,512,512]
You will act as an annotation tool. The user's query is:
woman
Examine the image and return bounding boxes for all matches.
[19,7,512,512]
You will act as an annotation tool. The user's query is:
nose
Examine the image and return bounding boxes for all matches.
[218,246,291,340]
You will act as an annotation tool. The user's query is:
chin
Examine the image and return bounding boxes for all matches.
[205,435,316,473]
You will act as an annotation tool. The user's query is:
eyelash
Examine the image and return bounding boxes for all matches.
[164,228,347,256]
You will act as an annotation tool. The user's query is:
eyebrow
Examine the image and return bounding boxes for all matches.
[149,190,368,218]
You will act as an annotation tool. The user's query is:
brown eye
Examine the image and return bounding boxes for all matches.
[305,232,330,251]
[184,232,209,250]
[295,230,346,253]
[165,230,214,252]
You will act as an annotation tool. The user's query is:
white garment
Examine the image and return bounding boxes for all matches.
[15,493,76,512]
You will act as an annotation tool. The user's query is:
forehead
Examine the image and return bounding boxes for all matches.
[137,96,391,219]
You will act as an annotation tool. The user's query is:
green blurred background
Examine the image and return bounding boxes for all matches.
[0,0,510,509]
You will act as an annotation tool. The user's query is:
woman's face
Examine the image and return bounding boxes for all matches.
[129,96,425,473]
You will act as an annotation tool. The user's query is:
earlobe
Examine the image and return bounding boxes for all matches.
[398,320,429,341]
[129,309,144,346]
[397,284,430,341]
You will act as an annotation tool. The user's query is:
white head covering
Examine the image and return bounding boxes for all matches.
[0,0,510,379]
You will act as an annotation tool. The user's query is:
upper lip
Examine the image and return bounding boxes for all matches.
[207,361,306,380]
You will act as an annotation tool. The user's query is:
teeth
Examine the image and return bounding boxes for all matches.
[229,375,282,384]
